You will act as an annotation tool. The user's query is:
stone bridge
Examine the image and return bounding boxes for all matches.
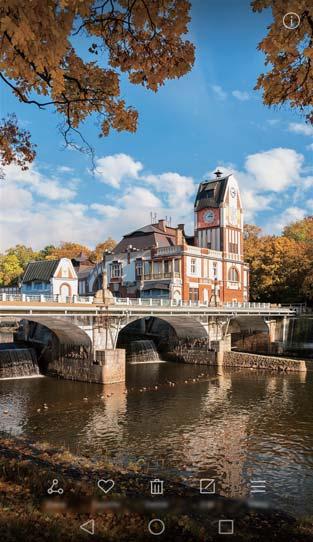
[0,298,294,356]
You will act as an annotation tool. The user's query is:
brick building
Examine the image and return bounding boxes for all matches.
[89,171,249,304]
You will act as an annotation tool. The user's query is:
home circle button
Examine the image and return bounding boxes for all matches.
[148,519,165,536]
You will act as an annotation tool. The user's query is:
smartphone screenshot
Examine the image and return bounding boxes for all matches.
[0,1,312,540]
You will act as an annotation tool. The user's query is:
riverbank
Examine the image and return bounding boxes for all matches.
[0,437,312,541]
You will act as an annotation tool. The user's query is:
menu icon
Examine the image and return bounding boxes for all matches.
[250,480,266,494]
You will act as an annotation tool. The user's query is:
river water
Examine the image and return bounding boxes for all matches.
[0,361,313,518]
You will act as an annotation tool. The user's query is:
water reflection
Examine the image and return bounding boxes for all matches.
[0,363,312,517]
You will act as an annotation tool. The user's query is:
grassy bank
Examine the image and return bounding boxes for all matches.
[0,437,312,541]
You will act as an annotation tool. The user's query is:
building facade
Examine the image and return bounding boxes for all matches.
[88,171,249,304]
[21,258,78,299]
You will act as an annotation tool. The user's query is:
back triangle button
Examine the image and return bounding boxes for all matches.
[80,519,95,535]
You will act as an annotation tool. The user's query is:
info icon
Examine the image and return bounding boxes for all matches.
[283,12,300,30]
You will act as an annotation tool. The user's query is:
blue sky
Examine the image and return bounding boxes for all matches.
[1,0,312,250]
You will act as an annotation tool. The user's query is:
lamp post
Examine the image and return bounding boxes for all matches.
[213,276,218,307]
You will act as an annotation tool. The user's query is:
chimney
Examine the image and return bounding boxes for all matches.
[214,169,223,178]
[176,223,185,245]
[158,219,166,231]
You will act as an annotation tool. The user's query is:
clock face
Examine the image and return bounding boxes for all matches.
[230,186,236,198]
[203,210,215,224]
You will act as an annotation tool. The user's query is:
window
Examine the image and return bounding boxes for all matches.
[229,242,238,254]
[135,259,142,277]
[228,267,239,282]
[111,261,122,278]
[144,261,151,275]
[190,258,196,274]
[153,261,162,275]
[174,259,180,273]
[164,260,170,273]
[34,281,43,290]
[189,288,199,302]
[213,261,218,279]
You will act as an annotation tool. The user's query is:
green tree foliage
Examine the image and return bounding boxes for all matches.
[5,244,40,268]
[0,254,24,285]
[244,217,313,303]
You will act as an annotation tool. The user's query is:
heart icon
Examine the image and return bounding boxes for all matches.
[97,479,115,494]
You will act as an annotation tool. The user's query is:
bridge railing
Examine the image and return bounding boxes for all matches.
[0,293,296,312]
[114,298,274,309]
[0,293,94,304]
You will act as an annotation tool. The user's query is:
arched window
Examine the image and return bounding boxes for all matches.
[228,267,239,282]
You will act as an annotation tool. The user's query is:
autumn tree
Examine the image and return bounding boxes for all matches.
[252,1,313,124]
[44,242,92,260]
[90,238,116,262]
[0,0,194,169]
[0,114,36,177]
[244,220,313,303]
[283,216,313,300]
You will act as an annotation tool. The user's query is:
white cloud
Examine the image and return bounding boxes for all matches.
[0,157,195,250]
[3,163,76,201]
[1,150,311,251]
[143,172,195,209]
[288,122,313,136]
[244,148,303,192]
[94,153,143,188]
[57,166,74,173]
[121,187,162,209]
[264,207,306,234]
[232,90,250,101]
[211,84,227,100]
[216,147,312,224]
[90,204,120,218]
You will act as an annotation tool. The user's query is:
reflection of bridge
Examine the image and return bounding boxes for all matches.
[0,298,295,354]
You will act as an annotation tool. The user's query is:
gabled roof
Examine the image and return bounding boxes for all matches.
[113,223,178,253]
[194,174,230,211]
[22,260,59,283]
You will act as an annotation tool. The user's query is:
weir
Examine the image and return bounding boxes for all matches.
[0,348,40,379]
[127,340,161,364]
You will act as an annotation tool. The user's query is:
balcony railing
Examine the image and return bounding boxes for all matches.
[155,246,182,256]
[143,273,181,280]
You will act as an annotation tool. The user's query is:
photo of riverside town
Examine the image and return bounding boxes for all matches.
[0,1,312,541]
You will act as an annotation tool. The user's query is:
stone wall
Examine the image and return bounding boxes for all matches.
[47,349,126,384]
[231,331,270,353]
[165,347,217,365]
[223,351,307,372]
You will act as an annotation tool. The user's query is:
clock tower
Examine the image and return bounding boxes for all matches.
[194,169,243,255]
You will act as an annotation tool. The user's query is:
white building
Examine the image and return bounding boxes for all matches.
[21,258,78,300]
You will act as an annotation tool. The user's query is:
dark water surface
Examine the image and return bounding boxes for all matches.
[0,362,313,518]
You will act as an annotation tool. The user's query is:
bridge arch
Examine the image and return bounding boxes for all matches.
[17,316,92,371]
[117,315,208,361]
[226,315,271,353]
